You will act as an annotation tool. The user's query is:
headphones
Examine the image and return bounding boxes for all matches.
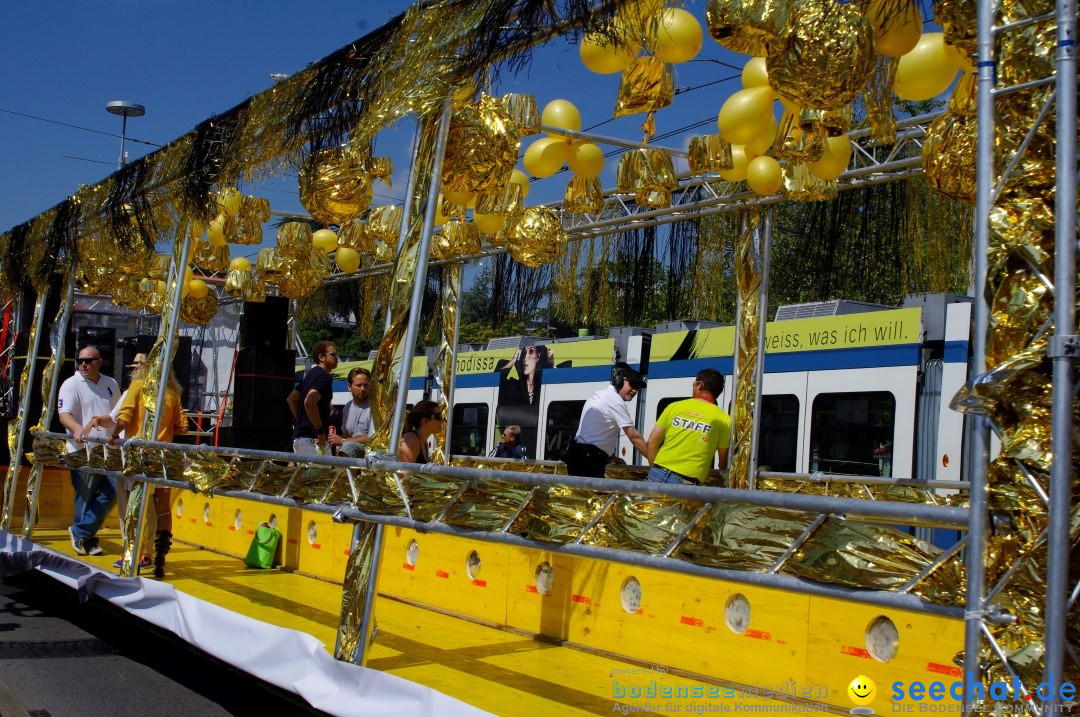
[611,365,626,390]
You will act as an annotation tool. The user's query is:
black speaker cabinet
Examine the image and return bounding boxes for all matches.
[232,348,297,430]
[217,425,293,453]
[239,296,289,352]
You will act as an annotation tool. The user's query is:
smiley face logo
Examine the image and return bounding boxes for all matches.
[847,675,876,706]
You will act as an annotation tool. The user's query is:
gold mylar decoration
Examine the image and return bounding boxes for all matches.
[110,276,144,309]
[256,247,286,279]
[374,240,396,263]
[138,278,167,314]
[224,269,255,298]
[706,0,793,56]
[799,105,853,137]
[767,0,875,111]
[277,221,313,261]
[922,81,976,206]
[179,291,218,325]
[274,248,329,300]
[440,220,481,257]
[564,176,604,214]
[441,94,520,197]
[298,146,376,225]
[499,93,541,137]
[226,196,271,245]
[338,218,377,254]
[687,135,734,174]
[773,113,825,163]
[614,57,674,136]
[192,238,230,273]
[507,207,566,267]
[616,147,679,209]
[367,205,403,241]
[783,162,837,201]
[78,265,111,297]
[475,180,523,217]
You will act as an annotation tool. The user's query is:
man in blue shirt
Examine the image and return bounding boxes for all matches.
[490,424,527,460]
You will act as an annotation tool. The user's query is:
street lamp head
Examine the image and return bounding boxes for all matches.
[106,100,146,118]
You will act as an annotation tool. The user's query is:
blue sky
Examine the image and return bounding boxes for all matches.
[0,1,938,266]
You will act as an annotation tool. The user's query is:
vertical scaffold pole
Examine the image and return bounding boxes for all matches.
[747,208,772,489]
[1042,0,1076,707]
[962,0,996,705]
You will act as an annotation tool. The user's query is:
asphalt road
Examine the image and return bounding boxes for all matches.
[0,572,326,717]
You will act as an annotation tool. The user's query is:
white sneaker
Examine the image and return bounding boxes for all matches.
[68,526,88,556]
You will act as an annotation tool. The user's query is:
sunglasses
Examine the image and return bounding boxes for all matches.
[76,357,99,365]
[429,414,444,422]
[327,352,338,357]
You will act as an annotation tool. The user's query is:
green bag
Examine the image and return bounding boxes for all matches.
[244,522,282,569]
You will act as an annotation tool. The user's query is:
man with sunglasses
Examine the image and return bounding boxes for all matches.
[57,345,120,556]
[287,340,338,455]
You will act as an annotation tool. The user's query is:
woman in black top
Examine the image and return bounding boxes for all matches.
[398,400,443,464]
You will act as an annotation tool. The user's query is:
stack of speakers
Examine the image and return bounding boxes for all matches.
[223,296,296,452]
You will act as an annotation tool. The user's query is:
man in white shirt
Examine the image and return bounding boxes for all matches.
[329,367,371,458]
[565,362,648,477]
[57,345,120,556]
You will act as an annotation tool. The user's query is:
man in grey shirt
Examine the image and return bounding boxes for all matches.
[330,367,371,457]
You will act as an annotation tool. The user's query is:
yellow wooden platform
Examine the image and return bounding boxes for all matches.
[31,527,820,717]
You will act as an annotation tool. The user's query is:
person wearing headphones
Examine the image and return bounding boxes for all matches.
[645,368,731,485]
[564,362,648,477]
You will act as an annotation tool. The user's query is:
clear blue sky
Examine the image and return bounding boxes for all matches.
[0,1,938,264]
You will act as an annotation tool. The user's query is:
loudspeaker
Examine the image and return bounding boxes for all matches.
[218,425,293,453]
[117,335,193,405]
[233,348,297,430]
[239,296,289,352]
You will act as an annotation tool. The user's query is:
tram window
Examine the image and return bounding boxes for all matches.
[655,397,684,419]
[757,394,799,473]
[809,392,896,477]
[451,403,489,457]
[545,400,586,461]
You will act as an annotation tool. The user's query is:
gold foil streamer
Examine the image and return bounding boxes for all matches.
[728,210,762,491]
[782,162,837,201]
[228,196,271,245]
[475,180,523,217]
[192,238,231,273]
[334,522,379,660]
[614,57,674,135]
[616,147,679,209]
[430,263,463,464]
[274,248,328,300]
[564,176,604,215]
[798,106,852,138]
[767,0,875,111]
[298,146,376,225]
[374,240,397,264]
[587,495,702,554]
[338,219,377,254]
[438,220,481,258]
[772,114,826,164]
[179,292,218,325]
[506,207,567,268]
[367,205,403,241]
[277,222,313,260]
[934,0,977,62]
[224,269,254,298]
[864,56,897,145]
[441,94,519,196]
[498,93,541,137]
[517,486,608,544]
[444,480,536,531]
[922,77,976,206]
[706,0,793,56]
[78,265,112,297]
[256,247,286,279]
[687,135,734,174]
[677,502,817,570]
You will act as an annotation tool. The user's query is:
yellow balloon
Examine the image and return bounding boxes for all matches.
[894,33,959,101]
[229,257,252,272]
[567,141,605,178]
[741,57,771,91]
[443,188,475,206]
[434,195,451,225]
[524,137,571,178]
[188,279,209,300]
[717,86,775,145]
[580,32,640,74]
[746,156,783,195]
[312,228,339,253]
[809,136,853,180]
[509,169,531,199]
[542,100,581,137]
[865,0,922,58]
[745,117,778,157]
[155,280,168,296]
[944,41,974,71]
[776,92,801,115]
[719,145,752,182]
[648,8,703,64]
[207,214,226,247]
[218,188,242,216]
[335,247,361,273]
[453,78,475,107]
[473,212,507,235]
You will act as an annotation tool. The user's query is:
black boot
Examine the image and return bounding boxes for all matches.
[153,530,172,578]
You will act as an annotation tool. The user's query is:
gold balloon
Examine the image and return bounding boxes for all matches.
[863,0,922,58]
[188,279,209,299]
[580,31,641,74]
[507,207,566,267]
[443,188,475,205]
[894,33,959,101]
[741,57,771,90]
[745,117,779,156]
[567,141,605,179]
[746,156,783,195]
[509,169,531,199]
[717,86,775,145]
[335,247,361,273]
[312,228,339,253]
[808,135,852,180]
[229,257,252,272]
[473,212,507,235]
[719,145,752,182]
[648,8,703,64]
[523,137,570,178]
[542,99,581,136]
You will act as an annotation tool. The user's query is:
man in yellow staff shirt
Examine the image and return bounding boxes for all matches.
[645,368,731,485]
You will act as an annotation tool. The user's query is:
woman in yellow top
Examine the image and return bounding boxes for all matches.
[114,367,187,578]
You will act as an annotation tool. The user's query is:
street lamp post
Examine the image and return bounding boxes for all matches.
[105,100,145,169]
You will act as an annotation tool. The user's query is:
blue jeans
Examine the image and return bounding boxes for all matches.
[70,470,117,542]
[646,465,697,485]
